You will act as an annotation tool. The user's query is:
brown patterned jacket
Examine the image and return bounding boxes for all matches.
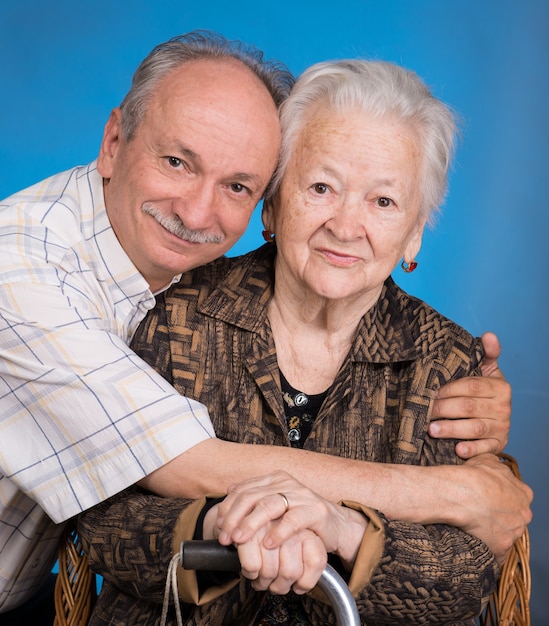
[78,243,498,625]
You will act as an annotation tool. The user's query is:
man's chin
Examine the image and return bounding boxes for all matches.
[174,244,232,271]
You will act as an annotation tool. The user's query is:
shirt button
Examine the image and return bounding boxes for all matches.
[294,393,308,407]
[288,428,301,442]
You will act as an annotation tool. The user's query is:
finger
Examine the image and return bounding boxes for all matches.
[220,471,296,514]
[432,396,503,421]
[454,437,503,459]
[291,534,327,595]
[237,536,265,582]
[429,415,509,456]
[251,548,280,591]
[429,414,490,438]
[217,483,285,543]
[432,379,511,420]
[430,404,509,437]
[480,332,501,377]
[434,375,503,403]
[218,490,295,545]
[430,400,510,430]
[263,499,353,556]
[262,509,310,549]
[266,532,326,596]
[266,537,305,595]
[227,492,293,545]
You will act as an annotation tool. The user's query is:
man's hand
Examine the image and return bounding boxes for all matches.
[429,332,511,458]
[456,454,533,565]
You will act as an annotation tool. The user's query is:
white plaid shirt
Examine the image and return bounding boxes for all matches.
[0,162,215,610]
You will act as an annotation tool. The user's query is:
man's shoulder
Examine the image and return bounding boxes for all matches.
[1,163,100,228]
[0,162,112,282]
[1,163,91,205]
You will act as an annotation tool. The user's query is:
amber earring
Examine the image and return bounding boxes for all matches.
[262,230,275,243]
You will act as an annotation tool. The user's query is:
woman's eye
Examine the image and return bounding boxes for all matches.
[312,183,328,194]
[167,156,182,168]
[377,197,393,208]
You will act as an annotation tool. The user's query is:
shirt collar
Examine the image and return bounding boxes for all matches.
[81,162,154,309]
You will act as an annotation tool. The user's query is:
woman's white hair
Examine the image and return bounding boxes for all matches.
[269,59,459,224]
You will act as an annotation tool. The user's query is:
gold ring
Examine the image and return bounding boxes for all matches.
[278,492,290,514]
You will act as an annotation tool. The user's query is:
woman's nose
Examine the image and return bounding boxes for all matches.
[325,198,364,241]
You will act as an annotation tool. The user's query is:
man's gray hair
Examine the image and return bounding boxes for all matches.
[119,30,295,141]
[270,59,459,224]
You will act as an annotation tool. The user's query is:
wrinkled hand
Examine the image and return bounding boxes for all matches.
[457,453,533,564]
[217,471,368,572]
[235,523,327,595]
[429,332,511,458]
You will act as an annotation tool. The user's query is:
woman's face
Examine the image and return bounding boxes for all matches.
[265,107,426,306]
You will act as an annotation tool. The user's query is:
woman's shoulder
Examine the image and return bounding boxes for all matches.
[169,245,270,295]
[385,278,481,361]
[164,245,275,323]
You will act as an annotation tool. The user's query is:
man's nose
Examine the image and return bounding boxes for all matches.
[173,182,217,229]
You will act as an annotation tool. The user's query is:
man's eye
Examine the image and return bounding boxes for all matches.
[230,183,247,194]
[377,197,393,207]
[167,156,182,168]
[313,183,328,194]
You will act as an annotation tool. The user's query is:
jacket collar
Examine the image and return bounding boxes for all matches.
[199,244,421,364]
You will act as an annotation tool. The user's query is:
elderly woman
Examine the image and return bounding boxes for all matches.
[78,59,532,625]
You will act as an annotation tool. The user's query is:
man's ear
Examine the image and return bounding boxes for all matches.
[97,108,124,179]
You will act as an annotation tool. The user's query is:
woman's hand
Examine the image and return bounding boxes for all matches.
[216,471,368,571]
[202,490,328,594]
[236,523,327,595]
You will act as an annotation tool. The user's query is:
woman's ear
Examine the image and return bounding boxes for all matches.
[261,196,276,231]
[97,108,124,179]
[403,220,426,263]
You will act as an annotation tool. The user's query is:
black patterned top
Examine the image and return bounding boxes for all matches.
[281,372,327,448]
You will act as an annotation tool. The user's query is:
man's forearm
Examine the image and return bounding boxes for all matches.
[139,438,465,525]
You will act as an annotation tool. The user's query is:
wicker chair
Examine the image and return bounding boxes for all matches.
[477,453,531,626]
[53,453,531,625]
[53,524,96,626]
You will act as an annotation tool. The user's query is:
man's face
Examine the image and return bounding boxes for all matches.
[98,58,281,292]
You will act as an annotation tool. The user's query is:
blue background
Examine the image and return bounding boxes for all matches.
[1,0,547,621]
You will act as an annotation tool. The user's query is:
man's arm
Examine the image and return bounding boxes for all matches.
[0,282,214,523]
[83,467,504,621]
[141,332,515,530]
[139,438,532,558]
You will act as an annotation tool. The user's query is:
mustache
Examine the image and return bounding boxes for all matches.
[142,203,225,244]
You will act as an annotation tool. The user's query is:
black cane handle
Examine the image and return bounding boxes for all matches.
[180,539,240,572]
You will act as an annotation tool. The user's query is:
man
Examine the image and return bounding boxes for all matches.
[0,31,525,621]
